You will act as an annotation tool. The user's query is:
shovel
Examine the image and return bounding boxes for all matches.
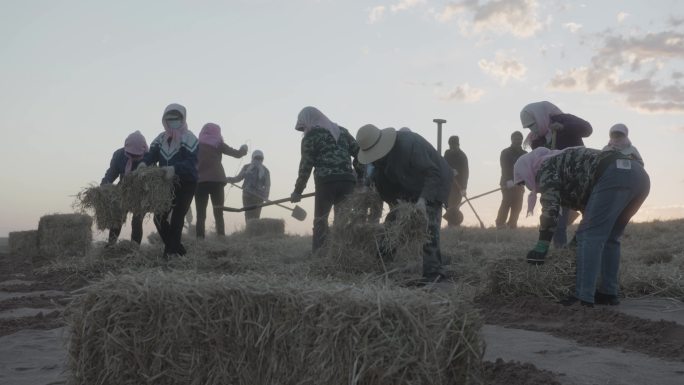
[216,191,315,221]
[227,183,310,221]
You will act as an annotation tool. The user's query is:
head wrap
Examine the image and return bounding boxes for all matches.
[513,147,564,216]
[123,130,148,174]
[520,101,563,148]
[604,123,632,151]
[295,106,341,141]
[199,123,223,149]
[161,103,188,151]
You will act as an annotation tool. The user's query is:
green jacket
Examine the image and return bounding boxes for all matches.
[294,127,359,194]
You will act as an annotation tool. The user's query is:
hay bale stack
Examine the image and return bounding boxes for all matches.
[37,214,92,260]
[66,272,483,385]
[75,184,125,230]
[7,230,39,272]
[245,218,285,237]
[119,166,174,215]
[486,257,575,300]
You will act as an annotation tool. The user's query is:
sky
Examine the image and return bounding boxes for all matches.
[1,0,684,238]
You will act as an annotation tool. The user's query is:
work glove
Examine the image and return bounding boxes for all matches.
[505,180,515,189]
[239,144,248,155]
[290,192,302,203]
[526,240,550,265]
[162,166,175,181]
[136,162,147,170]
[415,197,427,215]
[549,122,564,132]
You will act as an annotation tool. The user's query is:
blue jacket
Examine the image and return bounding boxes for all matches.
[101,148,144,185]
[143,131,199,183]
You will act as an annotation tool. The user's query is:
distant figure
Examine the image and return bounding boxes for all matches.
[101,131,148,246]
[195,123,248,238]
[602,124,643,165]
[141,103,198,259]
[520,101,593,247]
[495,131,527,229]
[356,125,452,283]
[227,150,271,222]
[290,106,360,252]
[515,147,649,307]
[443,135,468,227]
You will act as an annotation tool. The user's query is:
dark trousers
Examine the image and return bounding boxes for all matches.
[313,180,355,251]
[495,185,524,229]
[242,193,264,221]
[107,214,144,244]
[195,182,225,238]
[155,181,196,256]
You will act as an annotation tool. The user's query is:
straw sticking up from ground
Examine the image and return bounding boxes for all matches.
[119,167,174,215]
[66,271,483,385]
[486,257,575,300]
[74,184,126,230]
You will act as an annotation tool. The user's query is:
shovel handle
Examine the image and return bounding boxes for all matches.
[229,183,293,212]
[217,192,315,212]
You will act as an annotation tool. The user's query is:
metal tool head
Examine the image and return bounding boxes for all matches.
[433,119,447,124]
[291,205,307,221]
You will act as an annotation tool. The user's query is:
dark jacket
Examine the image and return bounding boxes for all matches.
[143,131,199,183]
[198,142,246,183]
[101,148,144,185]
[530,113,593,150]
[294,126,359,194]
[373,131,453,206]
[443,147,468,190]
[500,145,527,186]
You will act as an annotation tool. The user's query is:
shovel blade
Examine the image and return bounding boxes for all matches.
[291,205,307,221]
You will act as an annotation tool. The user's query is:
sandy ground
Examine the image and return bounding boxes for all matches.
[1,273,683,385]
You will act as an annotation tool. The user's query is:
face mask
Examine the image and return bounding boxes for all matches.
[166,119,183,130]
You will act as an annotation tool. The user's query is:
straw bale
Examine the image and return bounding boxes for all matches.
[325,193,429,273]
[7,230,39,273]
[37,213,92,260]
[245,218,285,237]
[66,271,483,385]
[119,166,174,215]
[486,257,575,300]
[75,184,126,230]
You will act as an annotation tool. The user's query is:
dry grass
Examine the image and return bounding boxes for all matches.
[37,213,92,260]
[74,184,126,230]
[66,271,483,385]
[8,230,39,257]
[119,166,174,215]
[244,218,285,237]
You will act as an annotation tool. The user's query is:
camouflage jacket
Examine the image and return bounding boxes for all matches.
[537,147,625,240]
[294,126,359,194]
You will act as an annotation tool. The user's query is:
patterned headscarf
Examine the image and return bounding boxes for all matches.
[199,123,223,149]
[295,106,341,142]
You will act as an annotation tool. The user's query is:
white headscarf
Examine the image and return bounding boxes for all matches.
[603,123,631,151]
[247,150,266,180]
[295,106,341,142]
[520,101,563,148]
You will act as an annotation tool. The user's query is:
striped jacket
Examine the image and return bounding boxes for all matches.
[144,131,199,183]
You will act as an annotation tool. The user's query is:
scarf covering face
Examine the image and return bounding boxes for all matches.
[604,123,631,151]
[124,130,148,174]
[247,150,266,180]
[513,147,565,216]
[520,101,563,148]
[199,123,223,149]
[162,103,188,152]
[295,106,341,142]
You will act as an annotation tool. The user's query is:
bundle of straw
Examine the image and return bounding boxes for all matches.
[75,184,126,230]
[8,230,39,258]
[245,218,285,237]
[486,257,575,300]
[37,213,92,259]
[66,271,483,385]
[119,167,174,215]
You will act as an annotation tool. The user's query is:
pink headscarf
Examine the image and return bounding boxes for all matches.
[199,123,224,149]
[124,131,148,174]
[162,103,188,149]
[604,123,631,151]
[520,101,563,148]
[513,147,564,216]
[295,106,341,142]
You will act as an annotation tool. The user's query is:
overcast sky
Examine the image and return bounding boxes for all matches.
[1,0,683,237]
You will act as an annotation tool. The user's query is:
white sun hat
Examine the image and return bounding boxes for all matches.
[356,124,397,164]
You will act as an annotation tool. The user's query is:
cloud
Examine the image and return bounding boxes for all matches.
[563,22,582,33]
[617,12,629,23]
[435,0,543,38]
[548,31,684,112]
[440,83,485,102]
[368,6,386,24]
[478,52,527,85]
[390,0,426,12]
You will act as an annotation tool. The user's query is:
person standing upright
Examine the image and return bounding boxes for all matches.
[290,106,360,252]
[227,150,271,222]
[443,135,469,227]
[495,131,527,229]
[195,123,248,238]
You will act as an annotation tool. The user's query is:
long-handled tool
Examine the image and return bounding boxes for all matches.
[457,187,502,206]
[216,192,315,215]
[461,191,485,229]
[228,183,309,221]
